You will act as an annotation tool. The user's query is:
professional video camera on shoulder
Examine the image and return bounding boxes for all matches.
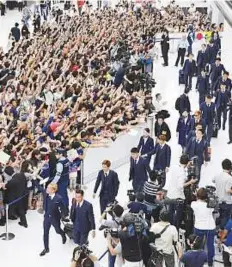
[187,156,200,180]
[205,185,219,210]
[71,244,97,267]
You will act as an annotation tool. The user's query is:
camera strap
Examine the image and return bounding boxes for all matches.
[155,224,170,239]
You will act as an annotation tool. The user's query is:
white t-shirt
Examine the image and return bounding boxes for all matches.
[191,201,216,230]
[150,222,178,254]
[166,165,187,200]
[212,172,232,203]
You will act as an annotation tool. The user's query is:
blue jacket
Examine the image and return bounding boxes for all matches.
[183,59,196,76]
[206,45,217,64]
[129,157,150,184]
[44,193,68,220]
[215,90,231,109]
[93,170,119,201]
[216,77,232,91]
[186,137,209,165]
[137,136,154,156]
[179,94,191,114]
[197,50,208,68]
[70,200,95,233]
[200,102,216,124]
[176,115,191,147]
[148,143,171,170]
[196,75,209,95]
[188,117,206,133]
[210,63,225,83]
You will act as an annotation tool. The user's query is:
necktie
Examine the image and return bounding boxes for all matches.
[104,173,107,177]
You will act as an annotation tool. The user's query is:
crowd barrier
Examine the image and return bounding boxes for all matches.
[0,192,29,241]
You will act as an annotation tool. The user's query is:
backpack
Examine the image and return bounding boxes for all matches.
[175,96,181,111]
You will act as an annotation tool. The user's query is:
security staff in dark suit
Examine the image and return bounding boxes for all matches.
[210,57,226,92]
[176,110,191,152]
[188,110,206,133]
[186,129,209,177]
[197,44,208,75]
[52,148,70,210]
[146,135,171,187]
[183,53,196,90]
[215,83,231,131]
[137,128,154,165]
[186,124,206,145]
[154,115,171,142]
[216,71,232,91]
[161,29,170,67]
[200,95,217,145]
[196,70,210,107]
[206,41,218,65]
[179,89,191,115]
[93,160,119,214]
[211,32,221,54]
[129,147,150,192]
[70,189,96,245]
[40,183,68,256]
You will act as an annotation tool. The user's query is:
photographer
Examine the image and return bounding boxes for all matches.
[212,159,232,229]
[166,154,197,231]
[71,245,100,267]
[127,192,147,214]
[191,188,216,267]
[107,234,123,267]
[149,210,178,267]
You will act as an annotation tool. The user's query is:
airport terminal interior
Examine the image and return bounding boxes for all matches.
[0,1,232,266]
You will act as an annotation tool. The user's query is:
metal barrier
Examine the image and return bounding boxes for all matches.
[0,192,29,241]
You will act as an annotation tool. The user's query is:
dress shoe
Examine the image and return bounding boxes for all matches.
[62,234,67,244]
[18,222,28,228]
[227,141,232,144]
[40,249,49,256]
[9,216,17,220]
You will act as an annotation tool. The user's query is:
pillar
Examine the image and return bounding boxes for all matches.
[221,21,232,75]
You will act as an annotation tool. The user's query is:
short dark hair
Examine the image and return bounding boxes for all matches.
[206,94,212,99]
[196,188,208,200]
[102,160,111,167]
[180,154,189,165]
[224,71,229,76]
[197,129,204,135]
[113,205,124,217]
[216,57,221,61]
[131,147,139,153]
[222,159,232,171]
[75,189,84,196]
[144,128,150,133]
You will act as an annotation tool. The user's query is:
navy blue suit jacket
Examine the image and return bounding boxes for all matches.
[148,143,171,170]
[197,50,208,68]
[93,170,119,201]
[215,90,231,109]
[186,137,209,165]
[210,63,225,83]
[137,136,154,156]
[206,45,217,64]
[216,77,232,91]
[129,157,150,184]
[44,193,68,220]
[196,75,209,94]
[183,59,196,76]
[200,102,216,124]
[179,94,191,114]
[70,200,95,233]
[188,117,206,133]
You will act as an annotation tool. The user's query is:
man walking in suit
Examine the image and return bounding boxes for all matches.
[93,160,119,214]
[129,147,150,192]
[40,183,68,256]
[183,53,196,90]
[196,44,208,75]
[196,70,210,107]
[70,189,95,245]
[210,57,225,92]
[200,95,217,145]
[137,128,154,166]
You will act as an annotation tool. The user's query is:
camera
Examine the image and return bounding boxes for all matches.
[123,211,148,235]
[205,185,219,210]
[187,156,199,179]
[104,228,119,238]
[127,189,135,201]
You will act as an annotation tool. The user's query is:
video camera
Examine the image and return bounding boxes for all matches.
[73,244,92,258]
[205,185,219,210]
[187,156,199,180]
[127,189,136,201]
[123,211,148,235]
[137,73,156,91]
[104,228,119,238]
[105,200,118,214]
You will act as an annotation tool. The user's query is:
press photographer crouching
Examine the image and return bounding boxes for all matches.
[127,191,147,215]
[71,245,100,267]
[191,188,216,267]
[99,203,124,267]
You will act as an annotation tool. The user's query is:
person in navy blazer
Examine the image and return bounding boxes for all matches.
[179,90,191,115]
[176,111,191,152]
[206,41,218,65]
[183,53,196,90]
[215,83,231,130]
[188,110,206,134]
[186,129,209,177]
[197,44,208,75]
[186,124,206,145]
[216,71,232,91]
[147,135,171,187]
[93,160,119,214]
[40,183,68,256]
[200,95,217,145]
[70,189,96,245]
[210,57,225,92]
[137,128,154,165]
[196,70,210,106]
[129,147,151,192]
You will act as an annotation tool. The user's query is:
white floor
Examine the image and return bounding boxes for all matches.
[0,8,228,267]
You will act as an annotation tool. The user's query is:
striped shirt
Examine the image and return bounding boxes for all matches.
[143,181,160,204]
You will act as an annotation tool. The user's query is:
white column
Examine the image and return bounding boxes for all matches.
[221,21,232,74]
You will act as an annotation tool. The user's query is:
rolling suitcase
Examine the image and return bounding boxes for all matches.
[212,123,219,138]
[63,223,73,239]
[179,70,185,85]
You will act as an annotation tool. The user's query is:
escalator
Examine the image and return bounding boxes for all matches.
[214,1,232,28]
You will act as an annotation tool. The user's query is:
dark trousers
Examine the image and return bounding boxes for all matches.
[97,0,102,8]
[175,48,186,67]
[194,228,215,266]
[132,180,145,193]
[100,195,111,214]
[18,2,23,11]
[43,216,65,250]
[199,93,206,107]
[73,230,89,245]
[154,252,175,267]
[14,200,27,225]
[168,202,184,231]
[57,183,69,210]
[223,250,232,267]
[229,120,232,142]
[163,51,168,66]
[1,4,5,15]
[188,44,192,55]
[217,107,227,129]
[205,122,214,145]
[184,74,193,90]
[108,252,116,267]
[219,203,232,229]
